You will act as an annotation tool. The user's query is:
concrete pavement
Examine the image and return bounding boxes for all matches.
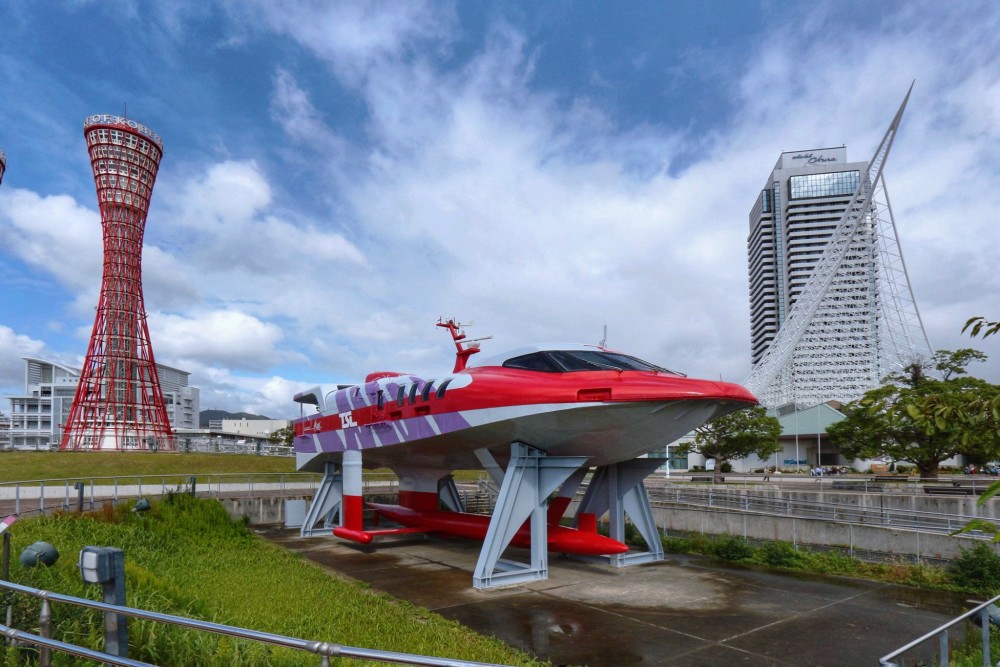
[261,528,967,666]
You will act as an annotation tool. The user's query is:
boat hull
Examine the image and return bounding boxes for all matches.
[295,396,746,471]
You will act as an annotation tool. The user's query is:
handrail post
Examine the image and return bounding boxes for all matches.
[40,482,45,515]
[39,595,51,667]
[982,607,990,667]
[938,629,948,667]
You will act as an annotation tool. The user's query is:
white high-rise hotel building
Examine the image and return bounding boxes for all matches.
[748,147,870,365]
[745,98,932,411]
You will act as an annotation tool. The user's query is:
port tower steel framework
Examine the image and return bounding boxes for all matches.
[744,85,933,408]
[0,148,6,186]
[61,115,174,451]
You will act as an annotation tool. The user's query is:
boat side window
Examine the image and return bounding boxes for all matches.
[503,353,561,372]
[421,381,435,402]
[396,385,406,406]
[548,351,607,371]
[435,378,452,398]
[408,383,420,404]
[549,350,677,373]
[376,390,384,410]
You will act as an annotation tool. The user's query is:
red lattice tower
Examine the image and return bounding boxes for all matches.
[61,115,174,451]
[0,148,6,186]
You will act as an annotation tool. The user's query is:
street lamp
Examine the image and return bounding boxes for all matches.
[664,444,680,479]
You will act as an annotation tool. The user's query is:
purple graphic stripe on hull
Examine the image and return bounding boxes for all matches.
[294,410,472,455]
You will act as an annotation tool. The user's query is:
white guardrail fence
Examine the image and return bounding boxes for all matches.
[0,472,407,516]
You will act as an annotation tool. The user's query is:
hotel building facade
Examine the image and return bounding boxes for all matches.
[747,147,879,394]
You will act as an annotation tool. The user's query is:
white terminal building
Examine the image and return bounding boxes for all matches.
[4,357,199,450]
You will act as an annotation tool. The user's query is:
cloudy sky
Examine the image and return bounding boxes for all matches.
[1,1,998,418]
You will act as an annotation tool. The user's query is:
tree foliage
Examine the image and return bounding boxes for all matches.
[268,425,295,447]
[826,350,1000,479]
[680,406,782,481]
[963,316,1000,340]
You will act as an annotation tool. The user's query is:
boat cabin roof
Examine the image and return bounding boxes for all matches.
[467,344,683,375]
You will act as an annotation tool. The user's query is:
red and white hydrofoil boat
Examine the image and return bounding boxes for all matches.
[293,320,756,588]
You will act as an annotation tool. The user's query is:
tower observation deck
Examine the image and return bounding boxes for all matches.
[61,115,174,451]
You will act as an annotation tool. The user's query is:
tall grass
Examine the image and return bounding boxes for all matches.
[1,495,541,666]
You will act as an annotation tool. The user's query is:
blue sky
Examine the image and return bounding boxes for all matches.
[1,1,998,418]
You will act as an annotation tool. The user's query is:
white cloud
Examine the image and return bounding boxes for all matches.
[0,326,47,392]
[175,160,272,227]
[0,188,101,296]
[237,0,454,86]
[150,309,300,372]
[180,360,308,418]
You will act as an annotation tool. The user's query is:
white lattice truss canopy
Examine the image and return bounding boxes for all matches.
[744,85,933,408]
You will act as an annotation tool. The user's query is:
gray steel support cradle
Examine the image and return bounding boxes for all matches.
[473,442,589,589]
[297,442,668,589]
[300,462,343,537]
[578,459,666,566]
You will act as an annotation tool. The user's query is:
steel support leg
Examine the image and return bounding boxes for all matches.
[438,474,466,512]
[473,443,588,590]
[300,461,343,537]
[577,458,664,566]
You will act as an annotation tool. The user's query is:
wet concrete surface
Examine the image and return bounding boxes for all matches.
[261,528,968,666]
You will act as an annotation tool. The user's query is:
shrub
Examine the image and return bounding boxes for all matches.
[949,542,1000,594]
[719,462,733,473]
[757,541,805,568]
[712,536,753,561]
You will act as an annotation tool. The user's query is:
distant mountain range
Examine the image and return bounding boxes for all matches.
[199,409,272,428]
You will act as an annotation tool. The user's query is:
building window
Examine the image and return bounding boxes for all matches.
[789,171,860,199]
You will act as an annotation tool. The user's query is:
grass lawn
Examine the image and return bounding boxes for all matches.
[0,451,297,483]
[1,495,540,666]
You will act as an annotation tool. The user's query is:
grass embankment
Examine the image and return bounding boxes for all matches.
[2,496,541,666]
[0,451,296,483]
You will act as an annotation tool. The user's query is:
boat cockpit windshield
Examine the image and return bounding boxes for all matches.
[502,350,684,375]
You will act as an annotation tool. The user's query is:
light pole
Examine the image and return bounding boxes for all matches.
[664,444,680,479]
[794,408,800,473]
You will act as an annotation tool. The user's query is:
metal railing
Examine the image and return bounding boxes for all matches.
[650,484,1000,537]
[654,472,1000,495]
[878,593,1000,666]
[0,472,401,517]
[0,579,509,667]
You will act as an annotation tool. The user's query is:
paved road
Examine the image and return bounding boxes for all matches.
[261,527,968,666]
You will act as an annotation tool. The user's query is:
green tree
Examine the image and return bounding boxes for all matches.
[963,316,1000,340]
[826,350,1000,479]
[680,406,782,482]
[269,425,295,447]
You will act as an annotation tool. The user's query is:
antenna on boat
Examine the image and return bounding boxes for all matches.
[437,317,492,372]
[599,324,608,348]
